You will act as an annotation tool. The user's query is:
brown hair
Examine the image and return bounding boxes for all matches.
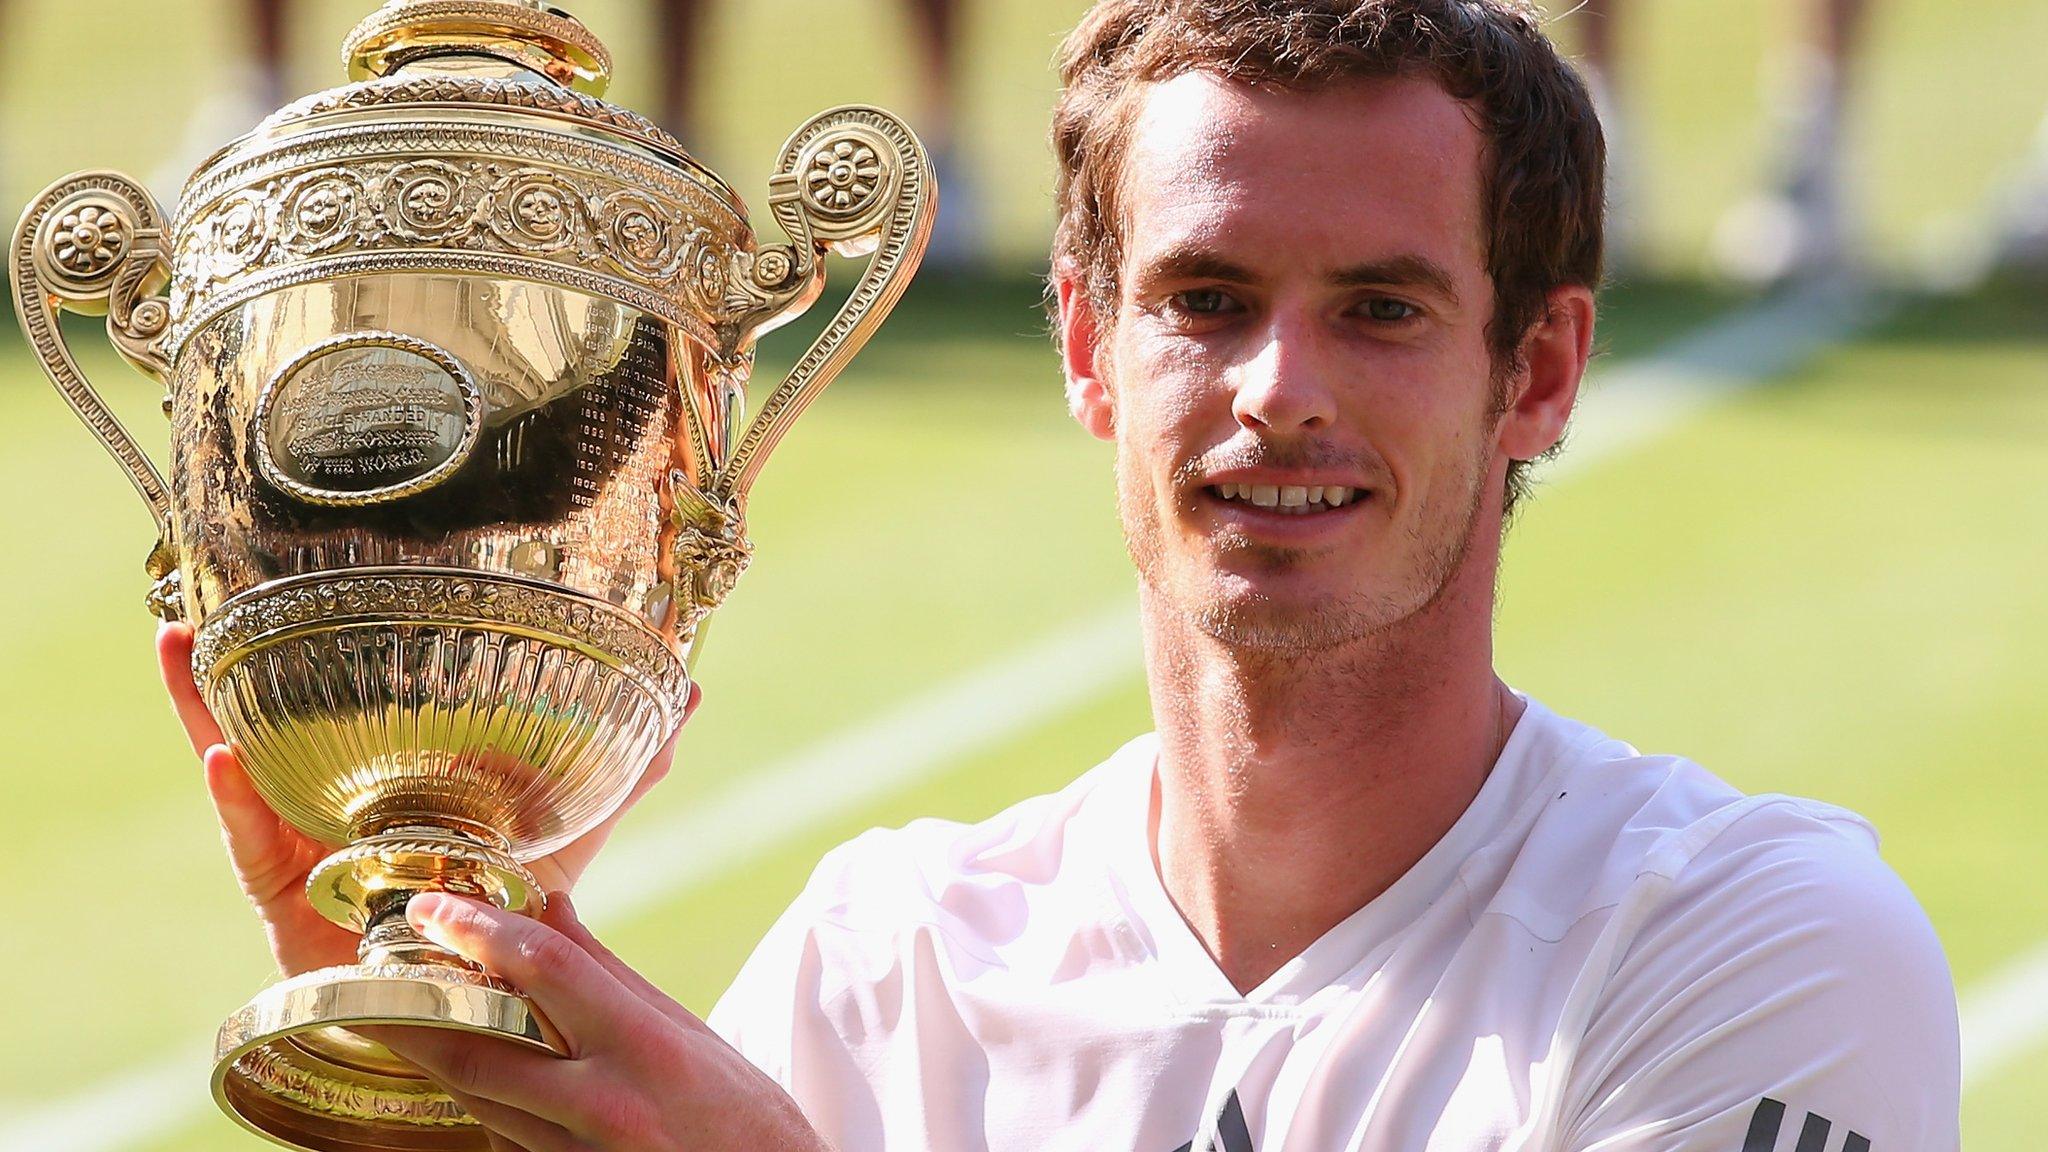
[1049,0,1606,510]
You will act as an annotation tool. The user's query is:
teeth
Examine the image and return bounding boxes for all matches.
[1212,483,1362,510]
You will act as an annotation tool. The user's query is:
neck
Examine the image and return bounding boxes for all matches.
[1141,525,1521,994]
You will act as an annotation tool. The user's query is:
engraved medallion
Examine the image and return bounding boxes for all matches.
[253,332,483,506]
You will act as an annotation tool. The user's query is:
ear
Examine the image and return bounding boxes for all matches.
[1496,284,1595,463]
[1056,271,1117,442]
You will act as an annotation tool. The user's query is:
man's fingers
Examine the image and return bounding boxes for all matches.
[202,745,305,892]
[157,622,225,753]
[624,682,696,801]
[437,1076,593,1152]
[633,727,682,799]
[531,719,689,891]
[481,1132,536,1152]
[406,893,648,1054]
[370,1027,592,1144]
[542,894,710,1035]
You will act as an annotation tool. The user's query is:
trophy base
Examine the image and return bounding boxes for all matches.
[212,961,565,1152]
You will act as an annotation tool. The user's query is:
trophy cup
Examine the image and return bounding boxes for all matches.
[11,2,933,1146]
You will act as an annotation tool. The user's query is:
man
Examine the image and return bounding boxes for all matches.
[159,0,1960,1148]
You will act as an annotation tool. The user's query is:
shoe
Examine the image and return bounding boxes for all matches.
[1988,111,2048,279]
[1709,47,1862,287]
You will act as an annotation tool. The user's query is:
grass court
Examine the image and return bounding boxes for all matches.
[0,0,2041,1146]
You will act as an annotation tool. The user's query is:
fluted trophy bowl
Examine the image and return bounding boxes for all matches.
[10,2,933,1147]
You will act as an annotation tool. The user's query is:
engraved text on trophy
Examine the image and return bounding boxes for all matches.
[255,334,483,506]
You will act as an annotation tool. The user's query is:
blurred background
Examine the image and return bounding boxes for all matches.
[0,0,2041,1148]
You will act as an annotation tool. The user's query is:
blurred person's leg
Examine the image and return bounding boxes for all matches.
[1712,0,1875,285]
[1573,0,1643,273]
[904,0,983,269]
[152,0,296,194]
[1990,109,2048,277]
[251,0,289,112]
[648,0,980,265]
[653,0,710,145]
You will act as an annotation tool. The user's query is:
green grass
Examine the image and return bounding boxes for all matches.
[0,0,2041,1145]
[1,276,2040,1150]
[3,0,2044,269]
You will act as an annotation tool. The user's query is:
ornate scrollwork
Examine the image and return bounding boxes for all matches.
[191,569,688,703]
[144,536,184,622]
[231,1043,474,1124]
[47,203,127,278]
[712,108,935,501]
[670,484,753,618]
[252,75,700,176]
[711,122,917,351]
[168,128,748,357]
[10,172,180,557]
[381,159,478,242]
[278,171,364,254]
[804,137,887,218]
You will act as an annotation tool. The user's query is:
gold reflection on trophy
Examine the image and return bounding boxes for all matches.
[9,1,934,1146]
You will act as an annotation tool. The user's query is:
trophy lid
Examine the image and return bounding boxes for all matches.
[200,0,743,219]
[166,0,760,358]
[342,0,613,95]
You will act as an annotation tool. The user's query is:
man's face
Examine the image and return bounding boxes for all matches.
[1065,72,1522,651]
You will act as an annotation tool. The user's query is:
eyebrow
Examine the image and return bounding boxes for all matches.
[1331,255,1461,305]
[1137,249,1259,286]
[1136,248,1461,306]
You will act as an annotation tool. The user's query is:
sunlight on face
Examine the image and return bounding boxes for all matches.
[1105,72,1511,651]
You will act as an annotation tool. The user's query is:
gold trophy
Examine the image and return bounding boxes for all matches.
[10,2,932,1146]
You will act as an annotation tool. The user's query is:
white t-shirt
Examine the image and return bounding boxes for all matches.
[710,696,1959,1151]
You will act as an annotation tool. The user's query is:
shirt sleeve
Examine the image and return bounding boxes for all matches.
[704,830,913,1150]
[1560,803,1960,1152]
[707,844,848,1086]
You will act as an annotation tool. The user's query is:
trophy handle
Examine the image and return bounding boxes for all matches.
[10,171,177,534]
[712,106,936,504]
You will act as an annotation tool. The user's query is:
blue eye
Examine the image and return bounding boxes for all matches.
[1364,298,1416,321]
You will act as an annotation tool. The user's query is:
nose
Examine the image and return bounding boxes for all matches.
[1230,314,1336,434]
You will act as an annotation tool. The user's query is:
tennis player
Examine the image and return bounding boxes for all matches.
[160,1,1961,1148]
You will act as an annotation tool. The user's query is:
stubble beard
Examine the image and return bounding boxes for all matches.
[1118,432,1495,656]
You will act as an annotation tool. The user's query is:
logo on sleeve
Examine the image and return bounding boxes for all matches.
[1743,1097,1871,1152]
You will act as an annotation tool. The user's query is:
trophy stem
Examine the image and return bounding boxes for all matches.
[214,828,564,1151]
[356,889,476,968]
[307,825,543,937]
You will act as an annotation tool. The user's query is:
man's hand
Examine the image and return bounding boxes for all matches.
[380,892,826,1152]
[157,622,696,976]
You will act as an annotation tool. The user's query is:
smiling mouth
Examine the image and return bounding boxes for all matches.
[1208,483,1364,514]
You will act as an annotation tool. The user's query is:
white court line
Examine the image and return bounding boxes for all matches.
[16,279,2037,1152]
[1962,939,2048,1089]
[571,601,1145,924]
